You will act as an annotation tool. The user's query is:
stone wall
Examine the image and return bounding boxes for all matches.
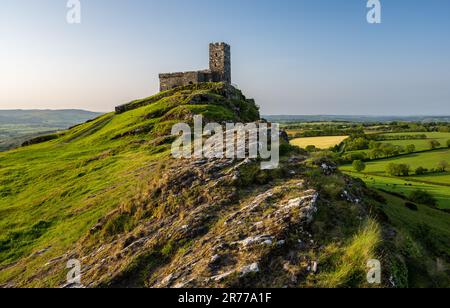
[159,71,203,92]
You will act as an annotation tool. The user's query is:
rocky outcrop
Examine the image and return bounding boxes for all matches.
[51,154,320,288]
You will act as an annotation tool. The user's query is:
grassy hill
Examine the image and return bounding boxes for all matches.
[0,110,102,151]
[0,83,261,286]
[0,83,449,288]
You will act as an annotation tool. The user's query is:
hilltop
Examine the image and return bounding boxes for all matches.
[0,83,449,288]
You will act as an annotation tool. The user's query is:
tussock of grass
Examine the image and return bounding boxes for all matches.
[314,219,381,288]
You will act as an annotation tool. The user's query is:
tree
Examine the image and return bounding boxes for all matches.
[352,160,366,172]
[415,167,428,175]
[399,164,411,176]
[369,148,384,160]
[380,143,401,157]
[406,144,416,153]
[429,140,441,150]
[387,163,400,176]
[386,163,410,176]
[344,137,370,151]
[438,161,449,172]
[369,140,381,149]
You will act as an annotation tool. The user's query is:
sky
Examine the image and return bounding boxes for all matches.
[0,0,449,115]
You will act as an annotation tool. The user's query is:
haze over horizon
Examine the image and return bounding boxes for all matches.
[1,0,449,115]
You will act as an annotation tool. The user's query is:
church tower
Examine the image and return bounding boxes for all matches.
[209,42,231,84]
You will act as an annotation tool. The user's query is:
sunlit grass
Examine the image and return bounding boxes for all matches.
[313,219,381,288]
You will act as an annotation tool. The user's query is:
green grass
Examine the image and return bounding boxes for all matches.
[345,172,450,209]
[338,170,450,286]
[341,148,450,185]
[341,137,450,209]
[345,132,450,158]
[346,148,450,175]
[0,121,170,279]
[380,192,450,242]
[378,132,450,151]
[313,219,382,288]
[377,192,450,287]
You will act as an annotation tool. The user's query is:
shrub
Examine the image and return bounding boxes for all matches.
[305,145,317,152]
[352,160,366,172]
[413,223,439,252]
[405,202,418,211]
[279,142,303,157]
[102,214,132,238]
[409,190,437,207]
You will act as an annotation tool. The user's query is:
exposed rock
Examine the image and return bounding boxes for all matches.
[240,263,260,276]
[234,235,275,248]
[210,270,236,282]
[55,154,327,289]
[210,254,221,264]
[30,246,51,258]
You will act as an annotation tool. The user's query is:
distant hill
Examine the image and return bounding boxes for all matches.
[0,109,102,151]
[264,115,450,123]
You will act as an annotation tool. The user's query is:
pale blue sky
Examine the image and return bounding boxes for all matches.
[0,0,449,115]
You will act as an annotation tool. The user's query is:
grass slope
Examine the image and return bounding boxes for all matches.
[377,192,450,287]
[0,83,259,286]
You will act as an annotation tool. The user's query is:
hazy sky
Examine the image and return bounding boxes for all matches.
[1,0,449,115]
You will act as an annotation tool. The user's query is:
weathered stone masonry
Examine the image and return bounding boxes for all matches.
[159,42,231,92]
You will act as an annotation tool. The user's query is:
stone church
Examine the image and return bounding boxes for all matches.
[159,42,231,91]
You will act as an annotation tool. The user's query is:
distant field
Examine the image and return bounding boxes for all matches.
[0,110,101,151]
[378,132,450,151]
[342,147,450,209]
[290,136,348,149]
[341,148,450,180]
